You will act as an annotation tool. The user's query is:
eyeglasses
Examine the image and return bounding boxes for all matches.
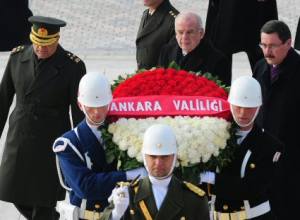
[259,43,284,50]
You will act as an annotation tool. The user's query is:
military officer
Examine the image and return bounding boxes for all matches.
[0,16,86,220]
[136,0,179,70]
[101,124,210,220]
[200,76,283,219]
[53,72,147,220]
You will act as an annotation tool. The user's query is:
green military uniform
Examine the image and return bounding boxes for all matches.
[101,176,210,220]
[0,16,86,213]
[136,0,179,70]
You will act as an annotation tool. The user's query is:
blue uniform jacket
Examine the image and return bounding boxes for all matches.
[53,120,126,211]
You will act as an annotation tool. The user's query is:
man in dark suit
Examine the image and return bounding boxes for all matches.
[158,12,231,85]
[295,17,300,50]
[205,0,278,83]
[0,0,33,51]
[136,0,178,70]
[101,124,210,220]
[0,16,86,220]
[253,20,300,220]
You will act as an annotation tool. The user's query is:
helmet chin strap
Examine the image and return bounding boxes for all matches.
[82,105,104,126]
[230,105,260,128]
[143,154,177,180]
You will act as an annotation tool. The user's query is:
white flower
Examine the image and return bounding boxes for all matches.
[108,116,231,167]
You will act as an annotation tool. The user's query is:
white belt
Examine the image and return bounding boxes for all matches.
[244,200,270,219]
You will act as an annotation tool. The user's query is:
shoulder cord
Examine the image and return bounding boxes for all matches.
[53,127,87,213]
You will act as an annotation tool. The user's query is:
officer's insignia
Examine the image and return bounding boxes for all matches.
[169,10,177,18]
[130,209,135,215]
[183,181,205,197]
[37,28,48,37]
[11,45,24,55]
[273,151,281,162]
[67,52,81,63]
[52,137,69,152]
[250,163,256,169]
[116,181,131,187]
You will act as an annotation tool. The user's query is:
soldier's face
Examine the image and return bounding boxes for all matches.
[231,105,259,130]
[33,41,59,59]
[79,104,109,126]
[175,16,203,53]
[145,154,175,177]
[260,33,291,65]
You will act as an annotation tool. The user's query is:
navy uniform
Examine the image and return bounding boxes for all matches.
[136,0,179,70]
[101,176,210,220]
[207,125,283,219]
[0,16,85,220]
[53,120,127,216]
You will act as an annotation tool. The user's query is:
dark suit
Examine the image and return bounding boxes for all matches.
[205,0,278,77]
[136,0,178,70]
[253,48,300,219]
[295,17,300,50]
[0,45,85,213]
[158,37,231,86]
[209,125,283,219]
[101,176,210,220]
[0,0,32,51]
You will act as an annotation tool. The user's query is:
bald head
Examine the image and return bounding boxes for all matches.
[175,12,204,53]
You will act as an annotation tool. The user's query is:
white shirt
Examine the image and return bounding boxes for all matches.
[236,128,251,145]
[148,175,172,210]
[86,120,104,147]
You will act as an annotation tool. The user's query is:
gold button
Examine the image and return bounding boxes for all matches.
[223,204,228,210]
[95,204,101,209]
[157,143,162,148]
[250,163,256,169]
[180,217,186,220]
[130,209,135,215]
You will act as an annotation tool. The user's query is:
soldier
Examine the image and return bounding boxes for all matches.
[136,0,179,70]
[53,72,147,220]
[0,16,86,220]
[101,124,210,220]
[200,76,283,219]
[158,11,231,85]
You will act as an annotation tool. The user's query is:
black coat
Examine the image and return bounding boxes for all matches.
[205,0,278,54]
[295,17,300,50]
[0,45,86,207]
[158,37,231,86]
[253,49,300,219]
[210,125,283,219]
[136,0,178,70]
[0,0,32,51]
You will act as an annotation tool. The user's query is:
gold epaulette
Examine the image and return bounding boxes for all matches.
[11,45,25,55]
[183,181,206,197]
[169,10,177,18]
[67,52,81,63]
[116,181,131,187]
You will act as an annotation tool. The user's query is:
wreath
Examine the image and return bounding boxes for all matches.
[101,67,238,183]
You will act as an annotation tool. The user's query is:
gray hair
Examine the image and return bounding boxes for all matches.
[175,11,204,31]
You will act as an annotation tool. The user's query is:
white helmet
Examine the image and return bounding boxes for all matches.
[142,124,177,155]
[228,76,262,108]
[78,72,112,107]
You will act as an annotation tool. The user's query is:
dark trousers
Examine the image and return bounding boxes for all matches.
[14,204,60,220]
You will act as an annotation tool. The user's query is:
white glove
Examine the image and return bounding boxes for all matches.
[200,171,216,184]
[111,186,129,220]
[126,167,147,180]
